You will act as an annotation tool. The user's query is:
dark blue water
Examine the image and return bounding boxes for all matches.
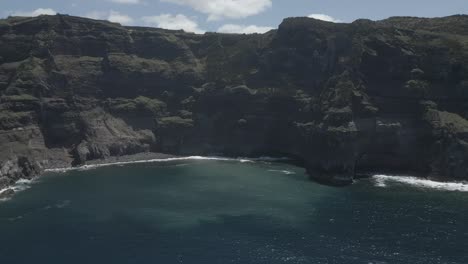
[0,159,467,264]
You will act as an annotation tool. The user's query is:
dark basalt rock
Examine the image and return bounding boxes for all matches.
[0,188,15,200]
[0,14,467,186]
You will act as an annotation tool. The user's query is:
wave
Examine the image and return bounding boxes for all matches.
[0,178,34,201]
[12,179,33,190]
[42,200,71,210]
[373,175,468,192]
[268,169,296,175]
[0,188,11,200]
[0,156,290,200]
[45,156,290,173]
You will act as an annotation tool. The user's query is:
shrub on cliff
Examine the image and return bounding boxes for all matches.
[405,80,429,98]
[156,116,194,130]
[106,96,166,115]
[225,85,256,96]
[154,116,194,152]
[0,111,34,130]
[1,94,38,102]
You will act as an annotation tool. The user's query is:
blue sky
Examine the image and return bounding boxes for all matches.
[2,0,467,34]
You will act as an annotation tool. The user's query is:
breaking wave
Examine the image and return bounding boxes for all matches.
[45,156,290,173]
[0,178,34,201]
[373,175,468,192]
[1,156,290,201]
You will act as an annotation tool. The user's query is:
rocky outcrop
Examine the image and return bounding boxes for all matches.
[421,101,468,180]
[0,14,467,186]
[71,109,155,164]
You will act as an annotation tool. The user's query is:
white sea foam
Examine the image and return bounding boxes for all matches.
[268,170,296,175]
[373,175,468,192]
[0,187,11,200]
[45,156,291,173]
[0,178,34,201]
[373,176,387,187]
[3,156,255,201]
[0,155,291,201]
[12,179,33,191]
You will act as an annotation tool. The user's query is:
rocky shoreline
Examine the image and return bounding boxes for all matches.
[69,152,178,168]
[0,152,177,199]
[1,14,467,188]
[3,148,468,201]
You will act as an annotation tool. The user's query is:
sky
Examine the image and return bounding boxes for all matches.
[1,0,467,34]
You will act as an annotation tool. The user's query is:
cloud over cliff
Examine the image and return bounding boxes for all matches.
[160,0,272,20]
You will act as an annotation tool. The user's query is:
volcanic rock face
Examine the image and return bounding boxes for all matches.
[0,14,467,186]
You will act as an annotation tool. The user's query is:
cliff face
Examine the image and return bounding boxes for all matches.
[1,14,467,187]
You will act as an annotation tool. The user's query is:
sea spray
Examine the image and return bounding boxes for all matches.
[373,175,468,192]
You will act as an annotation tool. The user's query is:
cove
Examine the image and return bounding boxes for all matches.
[0,159,467,263]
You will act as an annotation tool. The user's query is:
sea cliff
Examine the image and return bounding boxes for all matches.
[1,14,467,187]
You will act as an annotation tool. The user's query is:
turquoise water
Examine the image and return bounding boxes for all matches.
[0,159,467,264]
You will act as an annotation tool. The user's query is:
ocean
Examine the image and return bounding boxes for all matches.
[0,157,467,263]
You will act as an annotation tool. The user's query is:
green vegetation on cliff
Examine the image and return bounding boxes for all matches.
[1,14,468,187]
[105,96,166,115]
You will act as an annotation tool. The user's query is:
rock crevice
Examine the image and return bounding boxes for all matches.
[1,14,468,186]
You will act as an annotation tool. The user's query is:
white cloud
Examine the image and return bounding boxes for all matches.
[84,11,107,20]
[142,14,204,34]
[161,0,272,21]
[12,8,57,17]
[109,0,141,4]
[308,14,342,23]
[217,24,273,34]
[108,10,134,25]
[84,10,134,25]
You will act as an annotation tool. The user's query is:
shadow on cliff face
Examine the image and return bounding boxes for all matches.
[1,14,468,185]
[354,152,431,179]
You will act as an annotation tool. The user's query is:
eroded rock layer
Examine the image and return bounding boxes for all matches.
[1,14,468,186]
